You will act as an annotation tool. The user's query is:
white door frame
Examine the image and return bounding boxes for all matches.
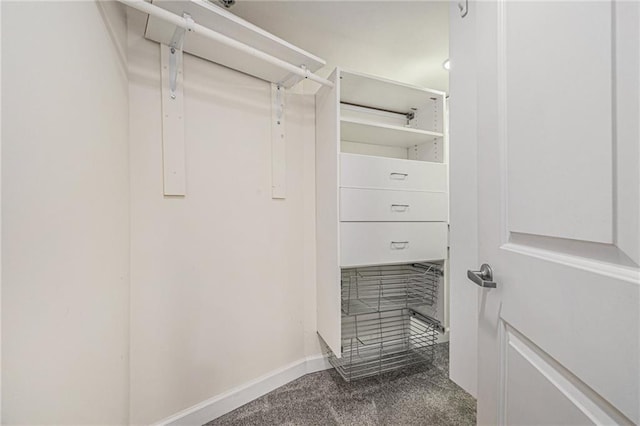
[448,0,480,399]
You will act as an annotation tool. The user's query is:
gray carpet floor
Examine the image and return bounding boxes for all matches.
[205,343,476,425]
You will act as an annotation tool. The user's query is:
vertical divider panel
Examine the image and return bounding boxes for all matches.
[271,83,286,199]
[160,44,187,196]
[315,69,342,357]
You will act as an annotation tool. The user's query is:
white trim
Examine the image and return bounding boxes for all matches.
[497,0,510,246]
[501,242,640,284]
[153,354,332,426]
[497,319,508,426]
[0,0,3,417]
[304,353,334,374]
[436,329,450,344]
[505,325,634,426]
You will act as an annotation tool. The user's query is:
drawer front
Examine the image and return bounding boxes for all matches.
[340,188,448,222]
[340,153,447,191]
[340,222,448,267]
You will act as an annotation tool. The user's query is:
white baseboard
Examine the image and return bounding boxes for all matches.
[154,354,332,426]
[437,329,450,344]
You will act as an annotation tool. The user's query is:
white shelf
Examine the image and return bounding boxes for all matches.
[340,117,443,148]
[340,70,445,113]
[144,0,326,88]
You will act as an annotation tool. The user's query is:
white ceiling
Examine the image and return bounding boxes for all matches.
[229,1,450,92]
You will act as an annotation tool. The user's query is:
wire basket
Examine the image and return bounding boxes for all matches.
[341,262,441,315]
[328,309,438,382]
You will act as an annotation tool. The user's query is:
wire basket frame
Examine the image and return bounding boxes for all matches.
[328,309,438,382]
[341,262,442,315]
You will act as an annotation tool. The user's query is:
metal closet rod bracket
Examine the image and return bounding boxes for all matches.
[271,83,286,199]
[168,13,194,98]
[277,64,311,89]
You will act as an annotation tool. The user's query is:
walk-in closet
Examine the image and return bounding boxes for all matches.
[3,1,639,425]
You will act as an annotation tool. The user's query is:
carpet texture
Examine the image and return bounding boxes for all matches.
[205,343,476,425]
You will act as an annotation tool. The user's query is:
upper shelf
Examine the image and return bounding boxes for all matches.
[341,117,443,148]
[340,70,445,114]
[144,0,326,88]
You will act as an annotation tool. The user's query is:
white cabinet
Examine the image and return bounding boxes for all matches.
[316,68,448,380]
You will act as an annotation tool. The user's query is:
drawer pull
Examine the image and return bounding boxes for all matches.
[390,241,409,249]
[390,172,409,180]
[391,204,410,211]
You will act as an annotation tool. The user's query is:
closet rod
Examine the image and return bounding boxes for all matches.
[118,0,335,88]
[341,101,413,118]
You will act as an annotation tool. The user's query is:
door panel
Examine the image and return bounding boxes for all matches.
[505,2,613,244]
[502,326,629,426]
[469,1,640,425]
[614,1,640,265]
[498,252,638,424]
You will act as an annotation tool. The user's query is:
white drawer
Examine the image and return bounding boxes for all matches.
[340,153,447,191]
[340,188,448,222]
[340,222,448,267]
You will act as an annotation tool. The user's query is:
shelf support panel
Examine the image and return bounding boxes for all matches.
[158,13,193,196]
[271,83,286,199]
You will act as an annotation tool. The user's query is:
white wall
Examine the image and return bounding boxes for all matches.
[126,10,317,424]
[1,1,130,424]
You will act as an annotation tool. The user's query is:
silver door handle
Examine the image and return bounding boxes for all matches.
[467,264,496,288]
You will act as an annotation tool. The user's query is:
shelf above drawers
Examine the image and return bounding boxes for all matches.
[341,117,443,148]
[340,69,445,114]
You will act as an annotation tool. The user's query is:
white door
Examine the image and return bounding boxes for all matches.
[459,1,640,424]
